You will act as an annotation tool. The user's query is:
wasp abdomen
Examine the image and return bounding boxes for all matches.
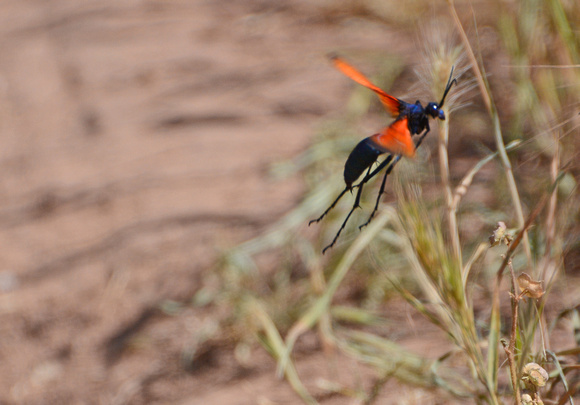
[343,137,382,188]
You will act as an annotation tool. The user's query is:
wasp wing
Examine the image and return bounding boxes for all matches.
[369,117,415,158]
[331,56,403,116]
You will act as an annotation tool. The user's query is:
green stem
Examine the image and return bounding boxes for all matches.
[448,0,532,266]
[438,115,462,267]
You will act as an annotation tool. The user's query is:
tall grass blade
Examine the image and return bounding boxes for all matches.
[548,350,575,405]
[248,297,318,405]
[462,242,487,289]
[448,0,532,265]
[277,208,396,377]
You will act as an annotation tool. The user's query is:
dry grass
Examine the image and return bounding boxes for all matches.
[211,1,580,403]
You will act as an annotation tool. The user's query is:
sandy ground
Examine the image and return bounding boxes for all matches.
[3,1,575,404]
[0,0,441,403]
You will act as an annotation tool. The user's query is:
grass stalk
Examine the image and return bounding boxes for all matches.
[217,3,579,404]
[248,297,318,405]
[503,261,523,405]
[542,129,560,281]
[394,185,501,404]
[494,172,564,284]
[491,172,564,402]
[447,0,533,266]
[438,111,462,267]
[278,208,395,377]
[546,0,580,63]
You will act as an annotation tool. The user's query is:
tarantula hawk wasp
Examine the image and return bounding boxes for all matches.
[310,56,457,253]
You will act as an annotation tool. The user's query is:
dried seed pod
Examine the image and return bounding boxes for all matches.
[517,273,545,299]
[521,393,533,405]
[489,221,507,247]
[489,221,515,247]
[522,362,549,389]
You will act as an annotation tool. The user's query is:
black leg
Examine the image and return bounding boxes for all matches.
[315,127,432,253]
[308,186,350,226]
[358,156,400,230]
[321,155,399,253]
[321,163,382,253]
[322,174,367,254]
[310,153,387,226]
[358,128,431,230]
[360,154,394,185]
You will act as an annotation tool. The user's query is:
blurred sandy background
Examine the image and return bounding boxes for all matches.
[0,0,428,403]
[1,0,577,404]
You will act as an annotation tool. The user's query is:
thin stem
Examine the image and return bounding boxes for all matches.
[448,0,532,266]
[494,168,565,284]
[542,129,560,282]
[505,260,522,405]
[495,193,549,285]
[492,173,563,404]
[539,128,560,355]
[438,115,462,266]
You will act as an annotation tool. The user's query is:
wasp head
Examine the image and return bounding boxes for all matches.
[425,102,445,120]
[428,65,458,120]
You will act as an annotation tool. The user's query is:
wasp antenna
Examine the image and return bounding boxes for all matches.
[439,65,457,108]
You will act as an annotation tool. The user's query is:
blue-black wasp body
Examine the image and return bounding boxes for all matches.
[310,56,457,253]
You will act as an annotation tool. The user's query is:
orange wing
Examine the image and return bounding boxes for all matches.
[331,55,402,116]
[370,117,415,158]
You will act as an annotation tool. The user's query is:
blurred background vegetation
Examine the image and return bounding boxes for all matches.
[203,0,580,403]
[1,0,578,403]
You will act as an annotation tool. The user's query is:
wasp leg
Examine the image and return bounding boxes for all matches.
[321,159,389,253]
[320,164,379,253]
[308,186,351,226]
[358,128,431,230]
[312,136,385,227]
[358,156,400,230]
[322,177,366,254]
